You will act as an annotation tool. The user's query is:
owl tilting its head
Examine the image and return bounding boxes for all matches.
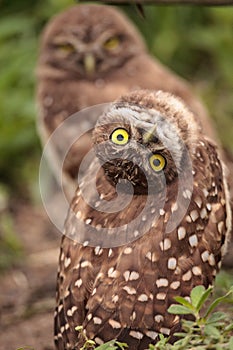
[36,4,217,194]
[55,90,231,350]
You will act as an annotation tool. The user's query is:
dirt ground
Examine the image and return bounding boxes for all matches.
[0,203,60,350]
[0,200,232,350]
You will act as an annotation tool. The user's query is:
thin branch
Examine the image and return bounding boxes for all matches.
[79,0,233,6]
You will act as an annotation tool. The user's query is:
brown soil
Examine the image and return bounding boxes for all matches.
[0,203,60,350]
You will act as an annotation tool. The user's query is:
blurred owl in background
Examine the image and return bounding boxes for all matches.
[36,4,218,195]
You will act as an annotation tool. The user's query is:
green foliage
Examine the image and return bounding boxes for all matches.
[95,340,128,350]
[0,0,73,194]
[0,211,23,271]
[153,285,233,350]
[75,326,128,349]
[125,6,233,151]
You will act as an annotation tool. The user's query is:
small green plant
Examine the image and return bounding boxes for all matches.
[150,285,233,350]
[75,325,128,350]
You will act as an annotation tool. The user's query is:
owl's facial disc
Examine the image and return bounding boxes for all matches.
[43,27,142,79]
[93,124,169,195]
[50,33,125,78]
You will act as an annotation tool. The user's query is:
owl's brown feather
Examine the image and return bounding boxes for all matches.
[55,90,231,349]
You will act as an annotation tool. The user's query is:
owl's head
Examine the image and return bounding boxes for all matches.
[93,90,200,194]
[38,4,146,80]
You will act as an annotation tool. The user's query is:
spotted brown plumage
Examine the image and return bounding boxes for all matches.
[54,90,231,349]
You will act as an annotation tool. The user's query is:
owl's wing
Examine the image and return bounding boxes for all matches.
[55,229,100,349]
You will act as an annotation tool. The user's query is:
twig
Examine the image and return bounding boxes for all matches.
[79,0,233,6]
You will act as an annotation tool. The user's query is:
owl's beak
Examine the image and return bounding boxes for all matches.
[84,53,96,75]
[143,125,157,144]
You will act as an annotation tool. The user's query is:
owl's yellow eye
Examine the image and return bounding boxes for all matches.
[149,154,166,172]
[103,36,120,50]
[57,43,75,53]
[110,128,129,145]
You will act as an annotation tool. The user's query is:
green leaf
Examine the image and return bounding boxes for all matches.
[96,340,127,350]
[173,296,193,309]
[225,323,233,332]
[190,285,206,309]
[195,286,213,312]
[206,311,226,325]
[115,342,128,349]
[204,324,220,338]
[168,304,193,315]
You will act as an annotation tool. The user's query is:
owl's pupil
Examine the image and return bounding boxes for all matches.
[117,134,124,141]
[153,159,161,167]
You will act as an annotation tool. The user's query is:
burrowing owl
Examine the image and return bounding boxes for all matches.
[55,90,231,349]
[36,4,217,194]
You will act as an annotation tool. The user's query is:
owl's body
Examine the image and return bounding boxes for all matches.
[55,90,231,349]
[36,4,217,192]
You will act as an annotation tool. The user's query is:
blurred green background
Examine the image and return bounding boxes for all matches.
[0,0,232,269]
